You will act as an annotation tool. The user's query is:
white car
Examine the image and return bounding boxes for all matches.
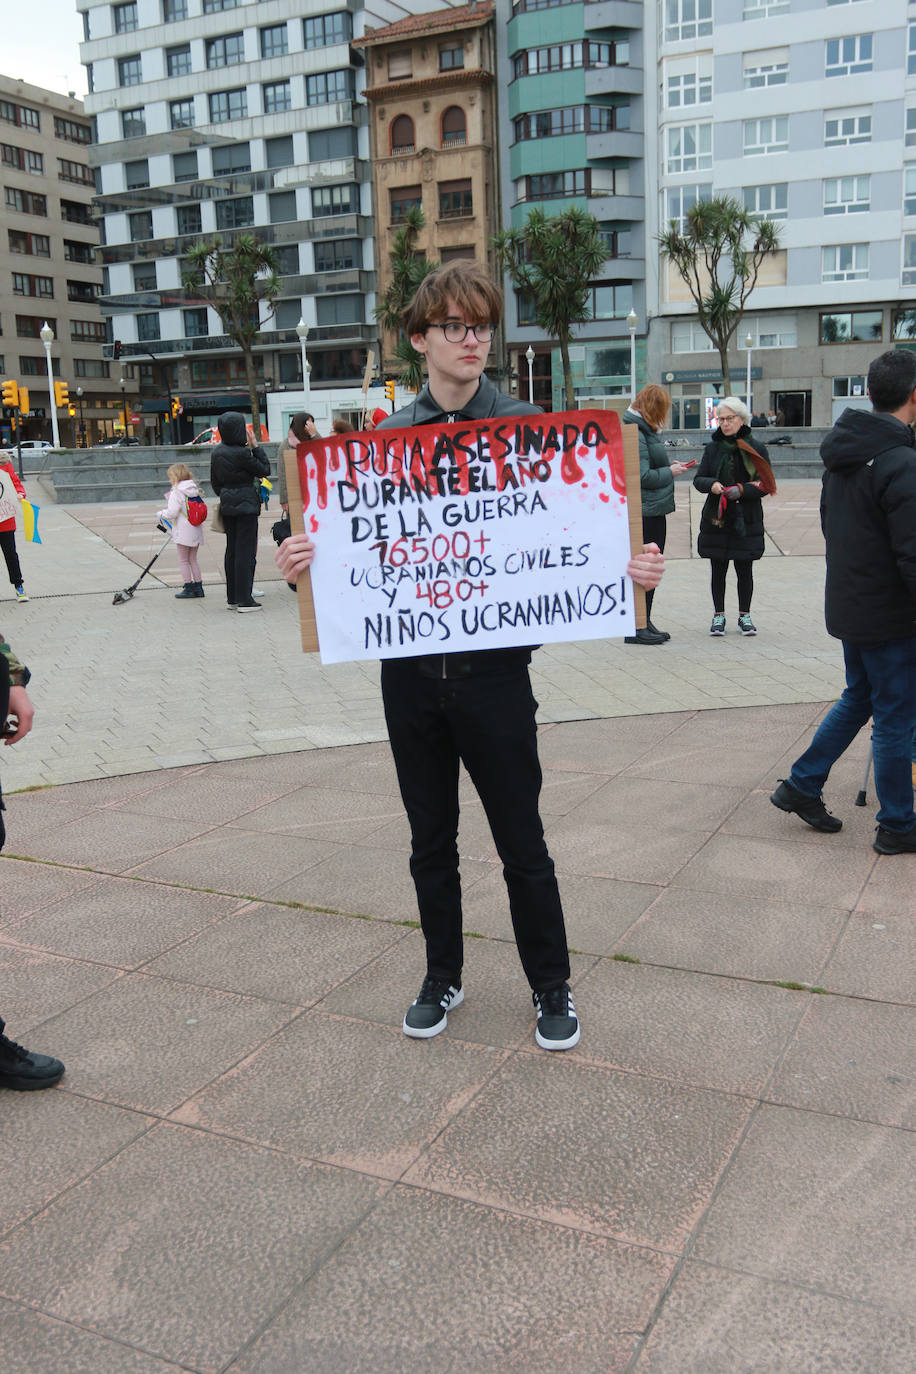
[14,440,54,456]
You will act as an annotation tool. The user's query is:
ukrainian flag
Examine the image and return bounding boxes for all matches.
[20,499,41,544]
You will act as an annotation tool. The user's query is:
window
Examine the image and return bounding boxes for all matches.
[892,308,916,339]
[5,187,47,216]
[832,376,867,401]
[0,99,40,131]
[58,158,95,185]
[822,244,869,283]
[262,81,291,114]
[173,151,198,182]
[439,178,472,218]
[121,107,146,138]
[260,24,288,58]
[176,204,201,235]
[203,0,240,11]
[207,33,244,68]
[70,319,107,342]
[12,273,53,298]
[439,245,476,265]
[118,55,142,87]
[820,311,882,343]
[904,235,916,286]
[390,115,415,153]
[744,117,788,155]
[666,65,712,107]
[132,262,156,290]
[269,191,297,223]
[125,158,149,190]
[439,44,464,72]
[667,122,712,173]
[64,240,94,264]
[16,315,51,338]
[166,45,192,78]
[441,107,466,146]
[744,50,789,87]
[67,280,98,304]
[519,170,588,201]
[590,282,633,320]
[825,110,871,146]
[266,135,294,168]
[170,99,195,129]
[303,12,351,48]
[665,0,712,42]
[313,184,359,217]
[212,143,250,174]
[387,52,412,80]
[113,3,137,33]
[309,127,355,160]
[665,183,712,230]
[19,356,48,376]
[824,175,870,215]
[136,313,160,342]
[314,239,358,272]
[54,117,90,144]
[73,359,110,379]
[910,25,916,76]
[215,196,254,229]
[8,230,50,257]
[60,198,89,224]
[907,108,916,149]
[1,144,43,174]
[163,0,188,19]
[316,293,363,326]
[743,183,787,220]
[129,210,153,240]
[273,299,303,329]
[390,185,422,221]
[514,106,622,141]
[826,34,873,78]
[513,43,583,78]
[209,89,247,122]
[306,71,353,105]
[273,244,299,274]
[183,308,208,338]
[906,168,916,216]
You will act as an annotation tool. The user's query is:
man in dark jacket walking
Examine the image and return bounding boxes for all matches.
[209,411,270,612]
[277,261,665,1048]
[771,350,916,853]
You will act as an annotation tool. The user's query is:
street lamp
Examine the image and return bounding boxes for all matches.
[525,345,535,404]
[626,309,638,402]
[39,321,61,449]
[744,332,754,415]
[76,385,84,447]
[295,318,311,400]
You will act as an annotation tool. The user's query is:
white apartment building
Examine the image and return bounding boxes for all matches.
[648,0,916,427]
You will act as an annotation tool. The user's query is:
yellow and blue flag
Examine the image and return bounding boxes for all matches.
[20,499,41,544]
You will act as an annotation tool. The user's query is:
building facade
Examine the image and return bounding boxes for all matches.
[0,75,105,447]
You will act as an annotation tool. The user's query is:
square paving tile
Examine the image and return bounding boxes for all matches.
[548,816,707,885]
[670,833,875,909]
[107,770,300,825]
[145,901,407,1003]
[855,851,916,918]
[127,828,341,896]
[0,1124,385,1373]
[768,995,916,1128]
[231,1186,675,1374]
[171,1010,506,1178]
[535,714,691,774]
[0,942,122,1031]
[0,1298,189,1374]
[0,859,100,927]
[34,972,298,1114]
[821,910,916,1004]
[404,1056,752,1250]
[637,1261,916,1373]
[225,785,405,843]
[9,810,208,873]
[693,1104,915,1316]
[573,961,803,1094]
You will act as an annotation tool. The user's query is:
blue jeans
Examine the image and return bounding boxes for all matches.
[790,636,916,832]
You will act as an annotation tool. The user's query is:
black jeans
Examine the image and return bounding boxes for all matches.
[642,514,667,619]
[222,513,259,606]
[710,559,754,614]
[0,530,22,587]
[381,660,570,992]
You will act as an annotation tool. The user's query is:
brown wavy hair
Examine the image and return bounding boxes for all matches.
[633,385,671,431]
[403,261,503,339]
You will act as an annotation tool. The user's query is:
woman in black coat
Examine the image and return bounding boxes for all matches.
[694,396,776,636]
[209,411,270,612]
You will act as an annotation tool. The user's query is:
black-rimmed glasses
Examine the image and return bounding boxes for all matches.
[426,321,494,344]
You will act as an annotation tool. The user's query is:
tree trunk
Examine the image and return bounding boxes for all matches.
[560,338,575,409]
[717,342,732,396]
[243,350,260,436]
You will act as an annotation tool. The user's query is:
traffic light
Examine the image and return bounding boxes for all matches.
[1,379,19,409]
[54,380,70,408]
[171,396,180,418]
[384,379,396,405]
[113,340,122,360]
[18,386,29,415]
[68,404,76,417]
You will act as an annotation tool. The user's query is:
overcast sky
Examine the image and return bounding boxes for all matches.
[6,2,87,99]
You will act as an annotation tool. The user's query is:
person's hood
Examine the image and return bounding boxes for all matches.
[820,408,916,474]
[176,478,198,495]
[217,411,247,446]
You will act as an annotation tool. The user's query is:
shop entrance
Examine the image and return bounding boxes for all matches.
[773,391,811,426]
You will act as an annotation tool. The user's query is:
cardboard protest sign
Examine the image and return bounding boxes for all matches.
[285,408,642,664]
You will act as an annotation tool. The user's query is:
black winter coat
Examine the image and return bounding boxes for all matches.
[209,411,270,517]
[694,427,771,561]
[820,407,916,644]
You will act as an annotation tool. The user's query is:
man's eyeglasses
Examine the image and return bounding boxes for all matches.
[427,321,494,344]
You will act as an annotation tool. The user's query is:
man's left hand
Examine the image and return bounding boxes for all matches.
[627,543,665,590]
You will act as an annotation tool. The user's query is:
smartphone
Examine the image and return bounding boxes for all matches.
[681,459,697,468]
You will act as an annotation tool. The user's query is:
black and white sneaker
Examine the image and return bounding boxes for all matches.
[402,975,464,1039]
[533,983,580,1051]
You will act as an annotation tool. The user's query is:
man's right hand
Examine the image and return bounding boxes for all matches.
[275,532,315,581]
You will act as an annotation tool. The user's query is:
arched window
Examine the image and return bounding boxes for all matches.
[441,106,466,147]
[390,115,415,153]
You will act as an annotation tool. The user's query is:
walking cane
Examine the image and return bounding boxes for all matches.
[855,740,873,807]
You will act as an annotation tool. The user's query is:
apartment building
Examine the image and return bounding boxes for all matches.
[0,75,105,446]
[78,0,377,436]
[650,0,916,427]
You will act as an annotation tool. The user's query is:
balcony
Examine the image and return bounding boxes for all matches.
[586,129,643,161]
[585,66,643,98]
[584,1,644,29]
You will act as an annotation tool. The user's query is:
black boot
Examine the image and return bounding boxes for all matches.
[625,626,667,645]
[175,583,196,599]
[0,1017,65,1091]
[193,582,205,597]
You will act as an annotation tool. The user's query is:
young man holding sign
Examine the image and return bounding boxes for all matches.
[277,261,664,1050]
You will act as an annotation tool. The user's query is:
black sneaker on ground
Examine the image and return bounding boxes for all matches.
[0,1019,65,1091]
[770,779,843,832]
[873,823,916,855]
[533,983,580,1051]
[624,626,667,646]
[402,975,464,1039]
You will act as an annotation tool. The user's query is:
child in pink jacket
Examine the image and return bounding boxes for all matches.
[157,462,205,599]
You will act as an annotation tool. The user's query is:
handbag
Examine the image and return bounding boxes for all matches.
[210,500,225,533]
[271,514,291,546]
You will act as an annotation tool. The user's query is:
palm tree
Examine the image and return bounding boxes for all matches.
[659,196,781,393]
[494,207,609,409]
[182,234,280,434]
[375,206,437,393]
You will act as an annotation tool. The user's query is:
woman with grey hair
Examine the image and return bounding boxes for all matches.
[694,396,777,635]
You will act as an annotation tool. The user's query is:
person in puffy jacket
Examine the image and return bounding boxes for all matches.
[209,411,270,612]
[157,462,205,599]
[0,458,28,602]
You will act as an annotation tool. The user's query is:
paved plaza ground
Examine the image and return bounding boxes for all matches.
[0,478,913,1372]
